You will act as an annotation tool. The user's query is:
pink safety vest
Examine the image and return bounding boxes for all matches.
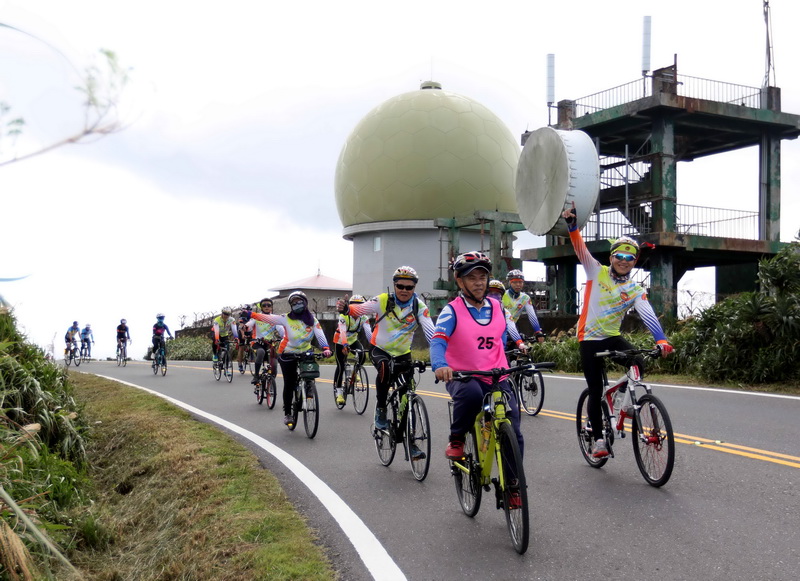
[445,297,509,380]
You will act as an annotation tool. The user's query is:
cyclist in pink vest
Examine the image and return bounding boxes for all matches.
[431,251,528,460]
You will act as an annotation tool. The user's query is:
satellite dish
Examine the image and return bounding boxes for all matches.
[515,127,599,237]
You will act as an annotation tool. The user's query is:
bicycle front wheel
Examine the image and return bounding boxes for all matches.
[576,388,610,468]
[152,355,158,375]
[122,346,127,367]
[224,352,233,383]
[452,430,482,517]
[407,396,431,481]
[632,394,675,487]
[498,422,529,555]
[116,348,122,366]
[257,375,266,405]
[517,371,545,416]
[213,359,222,381]
[303,381,319,439]
[266,375,277,409]
[374,404,397,466]
[352,366,369,415]
[74,351,81,367]
[161,354,167,376]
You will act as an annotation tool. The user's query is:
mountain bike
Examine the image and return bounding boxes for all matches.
[373,358,430,481]
[254,363,277,409]
[116,339,128,367]
[506,348,550,416]
[212,339,234,383]
[334,347,369,414]
[447,362,554,555]
[65,342,80,367]
[287,351,324,438]
[151,339,167,376]
[576,347,675,487]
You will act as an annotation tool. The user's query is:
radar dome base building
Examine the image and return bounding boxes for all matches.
[335,81,522,305]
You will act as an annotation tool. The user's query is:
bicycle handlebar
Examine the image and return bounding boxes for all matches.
[451,363,534,382]
[595,348,662,359]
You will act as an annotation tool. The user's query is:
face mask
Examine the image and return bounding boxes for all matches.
[291,302,305,314]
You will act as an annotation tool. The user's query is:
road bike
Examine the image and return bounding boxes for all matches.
[64,342,80,367]
[447,362,554,554]
[212,339,234,383]
[151,339,167,376]
[238,339,254,375]
[334,347,369,414]
[576,347,675,487]
[80,341,93,363]
[116,340,128,367]
[254,362,277,409]
[373,358,430,482]
[506,348,549,416]
[287,351,324,438]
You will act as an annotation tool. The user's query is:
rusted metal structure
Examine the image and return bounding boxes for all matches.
[521,61,800,316]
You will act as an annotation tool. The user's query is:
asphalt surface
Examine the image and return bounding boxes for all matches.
[83,359,800,581]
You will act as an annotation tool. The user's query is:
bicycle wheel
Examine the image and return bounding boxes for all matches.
[116,347,122,366]
[213,359,222,381]
[73,349,81,367]
[122,346,127,367]
[631,394,675,487]
[224,351,233,383]
[257,374,266,405]
[576,388,611,468]
[161,352,167,376]
[288,389,300,431]
[266,375,277,410]
[374,403,397,466]
[152,353,159,375]
[303,380,319,439]
[352,366,369,415]
[517,370,545,416]
[407,396,431,481]
[497,422,529,554]
[452,429,482,517]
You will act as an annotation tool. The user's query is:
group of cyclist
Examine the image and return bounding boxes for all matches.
[64,321,96,359]
[65,315,177,362]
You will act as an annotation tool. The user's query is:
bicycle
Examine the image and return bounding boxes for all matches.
[334,347,370,415]
[64,342,80,367]
[576,348,675,487]
[238,339,254,375]
[80,341,92,363]
[506,348,549,416]
[373,358,431,481]
[151,339,167,376]
[287,351,324,438]
[212,339,234,383]
[447,362,554,555]
[254,362,277,409]
[116,340,128,367]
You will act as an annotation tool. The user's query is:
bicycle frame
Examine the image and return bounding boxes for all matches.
[599,351,657,441]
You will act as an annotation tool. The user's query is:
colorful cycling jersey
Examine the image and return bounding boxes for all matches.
[116,324,131,340]
[153,321,172,338]
[212,315,238,341]
[431,295,520,373]
[65,325,80,341]
[245,318,284,342]
[80,327,93,342]
[249,313,329,354]
[333,314,373,346]
[347,293,434,357]
[502,289,542,332]
[568,227,667,343]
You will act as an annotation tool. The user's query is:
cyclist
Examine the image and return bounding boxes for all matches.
[80,323,94,358]
[243,291,331,427]
[337,266,434,458]
[236,307,254,373]
[64,321,80,356]
[211,307,239,363]
[152,313,173,359]
[245,298,285,386]
[431,252,527,467]
[116,319,132,352]
[332,294,373,405]
[562,202,673,458]
[503,270,546,343]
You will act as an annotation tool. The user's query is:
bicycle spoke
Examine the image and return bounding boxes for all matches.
[498,422,529,554]
[632,394,675,487]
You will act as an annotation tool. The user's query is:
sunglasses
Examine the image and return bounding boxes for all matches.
[612,253,636,262]
[395,283,416,291]
[261,303,272,308]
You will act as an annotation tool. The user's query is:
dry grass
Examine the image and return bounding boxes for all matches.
[67,374,337,581]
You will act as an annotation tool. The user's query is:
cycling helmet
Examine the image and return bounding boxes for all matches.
[349,294,366,304]
[452,251,491,278]
[156,313,165,319]
[120,319,127,324]
[392,265,418,283]
[86,323,91,328]
[73,321,78,326]
[610,235,640,256]
[221,307,232,316]
[506,269,524,282]
[488,280,505,293]
[287,290,308,305]
[260,297,273,306]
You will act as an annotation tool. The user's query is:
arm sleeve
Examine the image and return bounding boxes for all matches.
[505,314,522,344]
[231,323,239,340]
[524,300,542,332]
[313,321,329,349]
[361,318,373,342]
[633,294,667,343]
[348,297,381,318]
[569,228,601,280]
[430,305,456,370]
[418,303,436,345]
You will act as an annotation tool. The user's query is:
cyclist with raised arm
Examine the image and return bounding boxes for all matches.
[211,308,238,363]
[336,266,435,459]
[64,321,80,356]
[243,291,331,427]
[245,298,285,386]
[116,319,131,352]
[503,270,546,343]
[236,307,254,373]
[80,323,94,358]
[152,313,173,359]
[332,294,373,406]
[430,252,527,467]
[562,202,673,458]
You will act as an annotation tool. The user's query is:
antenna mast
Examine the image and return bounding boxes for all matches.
[642,16,652,96]
[763,0,776,87]
[546,54,555,126]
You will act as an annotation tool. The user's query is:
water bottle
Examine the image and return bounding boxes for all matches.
[613,382,627,412]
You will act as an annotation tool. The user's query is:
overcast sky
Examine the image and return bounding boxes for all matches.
[2,0,798,359]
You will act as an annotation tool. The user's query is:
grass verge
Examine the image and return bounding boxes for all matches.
[68,373,337,581]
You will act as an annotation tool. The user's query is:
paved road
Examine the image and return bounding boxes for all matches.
[85,359,800,581]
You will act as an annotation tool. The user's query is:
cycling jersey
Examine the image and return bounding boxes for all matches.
[502,289,542,333]
[333,314,373,346]
[249,312,328,354]
[153,321,172,338]
[212,316,238,342]
[116,324,131,340]
[347,293,434,356]
[245,318,283,342]
[65,325,80,341]
[80,327,94,342]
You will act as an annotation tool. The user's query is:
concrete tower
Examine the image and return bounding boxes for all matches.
[335,81,520,300]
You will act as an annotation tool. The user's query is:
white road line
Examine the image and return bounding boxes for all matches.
[95,375,406,581]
